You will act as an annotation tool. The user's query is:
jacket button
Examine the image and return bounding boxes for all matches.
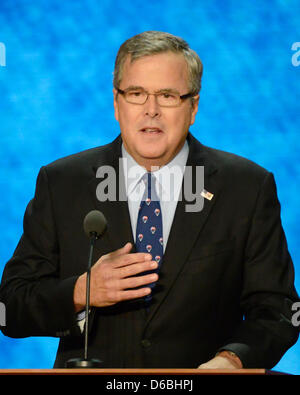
[141,339,151,348]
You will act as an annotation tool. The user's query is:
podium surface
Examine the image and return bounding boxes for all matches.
[0,368,270,375]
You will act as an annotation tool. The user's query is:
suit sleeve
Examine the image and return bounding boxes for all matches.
[0,167,81,338]
[218,172,299,368]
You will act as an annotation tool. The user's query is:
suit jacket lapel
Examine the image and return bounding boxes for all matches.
[87,135,135,254]
[144,133,222,328]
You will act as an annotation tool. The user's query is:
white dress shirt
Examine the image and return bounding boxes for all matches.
[121,140,189,252]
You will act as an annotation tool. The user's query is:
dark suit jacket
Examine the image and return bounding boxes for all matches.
[0,133,299,368]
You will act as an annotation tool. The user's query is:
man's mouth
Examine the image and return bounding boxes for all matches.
[140,127,163,134]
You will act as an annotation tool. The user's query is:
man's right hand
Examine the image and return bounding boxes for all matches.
[73,242,158,312]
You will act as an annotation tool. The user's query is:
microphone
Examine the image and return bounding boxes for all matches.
[83,210,107,240]
[66,210,107,368]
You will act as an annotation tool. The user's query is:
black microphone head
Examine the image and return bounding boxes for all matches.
[83,210,107,239]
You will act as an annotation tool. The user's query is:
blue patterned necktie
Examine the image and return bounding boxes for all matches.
[135,172,163,304]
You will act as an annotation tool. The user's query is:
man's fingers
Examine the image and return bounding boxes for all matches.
[105,242,133,259]
[95,286,152,307]
[119,260,158,278]
[121,272,159,290]
[90,244,157,307]
[102,243,152,268]
[118,287,152,302]
[111,252,153,269]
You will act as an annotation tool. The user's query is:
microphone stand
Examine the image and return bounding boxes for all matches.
[66,232,102,368]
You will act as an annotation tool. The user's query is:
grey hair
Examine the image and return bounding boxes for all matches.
[113,31,203,95]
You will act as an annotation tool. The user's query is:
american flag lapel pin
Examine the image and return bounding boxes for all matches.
[201,189,214,201]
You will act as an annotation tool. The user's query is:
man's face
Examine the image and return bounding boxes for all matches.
[113,51,199,169]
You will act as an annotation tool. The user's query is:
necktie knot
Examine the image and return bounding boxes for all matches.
[141,172,153,200]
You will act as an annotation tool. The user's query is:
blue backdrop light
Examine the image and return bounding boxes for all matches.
[0,0,300,373]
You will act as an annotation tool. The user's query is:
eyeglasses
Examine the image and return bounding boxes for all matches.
[116,87,194,107]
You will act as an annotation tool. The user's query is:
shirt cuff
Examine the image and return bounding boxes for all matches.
[76,310,86,333]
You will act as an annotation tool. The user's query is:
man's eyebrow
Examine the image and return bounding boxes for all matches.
[123,85,145,91]
[123,86,180,94]
[155,88,180,94]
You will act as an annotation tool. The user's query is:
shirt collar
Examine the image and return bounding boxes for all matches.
[121,140,189,201]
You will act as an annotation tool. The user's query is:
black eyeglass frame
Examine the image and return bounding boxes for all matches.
[116,87,195,106]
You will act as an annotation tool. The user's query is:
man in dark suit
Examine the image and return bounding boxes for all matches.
[0,31,299,369]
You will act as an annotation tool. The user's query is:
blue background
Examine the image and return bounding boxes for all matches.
[0,0,300,373]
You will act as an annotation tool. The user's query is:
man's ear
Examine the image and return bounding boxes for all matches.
[190,94,200,125]
[113,88,119,122]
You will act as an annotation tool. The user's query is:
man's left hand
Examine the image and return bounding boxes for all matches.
[198,351,242,369]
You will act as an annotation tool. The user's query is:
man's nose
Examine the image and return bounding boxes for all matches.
[144,94,161,118]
